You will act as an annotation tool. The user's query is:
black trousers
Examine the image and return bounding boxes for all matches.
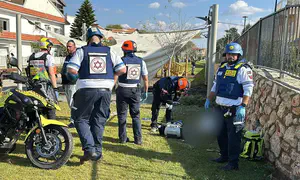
[72,88,111,156]
[150,85,172,128]
[116,86,141,142]
[216,106,242,167]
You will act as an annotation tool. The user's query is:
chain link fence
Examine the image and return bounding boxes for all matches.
[216,5,300,78]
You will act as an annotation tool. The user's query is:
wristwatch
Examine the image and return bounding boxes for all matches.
[241,103,247,107]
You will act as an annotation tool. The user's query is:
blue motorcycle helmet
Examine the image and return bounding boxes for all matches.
[224,42,243,57]
[86,27,104,41]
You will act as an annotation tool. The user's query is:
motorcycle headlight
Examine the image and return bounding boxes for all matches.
[33,100,39,105]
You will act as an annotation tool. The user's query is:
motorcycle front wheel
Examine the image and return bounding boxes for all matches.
[25,125,73,169]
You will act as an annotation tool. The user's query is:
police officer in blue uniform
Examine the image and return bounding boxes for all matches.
[115,40,148,145]
[151,76,190,132]
[67,27,126,164]
[61,40,77,128]
[205,42,254,171]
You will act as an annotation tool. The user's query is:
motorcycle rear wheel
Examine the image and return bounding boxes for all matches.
[25,125,73,169]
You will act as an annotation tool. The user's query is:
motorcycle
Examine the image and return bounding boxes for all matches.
[0,70,73,169]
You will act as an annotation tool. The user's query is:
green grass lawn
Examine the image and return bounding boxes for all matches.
[0,102,273,180]
[0,62,274,180]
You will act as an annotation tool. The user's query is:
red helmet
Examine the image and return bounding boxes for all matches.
[122,40,137,52]
[177,78,190,90]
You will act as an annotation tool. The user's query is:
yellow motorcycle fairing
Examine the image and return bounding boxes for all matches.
[24,115,67,142]
[0,91,13,108]
[16,90,61,111]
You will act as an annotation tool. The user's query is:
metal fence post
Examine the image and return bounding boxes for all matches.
[256,18,262,66]
[280,7,289,79]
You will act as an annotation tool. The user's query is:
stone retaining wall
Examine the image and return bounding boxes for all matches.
[246,70,300,179]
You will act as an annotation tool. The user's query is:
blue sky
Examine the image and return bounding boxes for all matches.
[64,0,277,47]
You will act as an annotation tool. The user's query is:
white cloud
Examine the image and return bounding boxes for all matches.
[103,8,110,11]
[158,21,167,29]
[226,0,265,16]
[121,24,131,29]
[172,2,186,8]
[157,13,170,18]
[149,2,160,9]
[116,9,124,14]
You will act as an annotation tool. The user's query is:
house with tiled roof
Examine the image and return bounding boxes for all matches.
[0,0,68,58]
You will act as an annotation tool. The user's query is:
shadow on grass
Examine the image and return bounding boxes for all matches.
[101,161,186,179]
[103,142,176,162]
[106,121,150,131]
[0,154,31,167]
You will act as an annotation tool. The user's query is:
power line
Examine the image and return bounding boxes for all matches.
[218,21,244,26]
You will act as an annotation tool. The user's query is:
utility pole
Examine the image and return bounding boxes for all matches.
[82,23,86,41]
[207,4,218,97]
[243,16,248,30]
[196,12,211,86]
[16,14,22,90]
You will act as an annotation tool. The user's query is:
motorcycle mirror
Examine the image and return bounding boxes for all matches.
[9,57,18,67]
[9,57,22,72]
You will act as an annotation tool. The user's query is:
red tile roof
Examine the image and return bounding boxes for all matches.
[0,31,61,45]
[0,1,66,24]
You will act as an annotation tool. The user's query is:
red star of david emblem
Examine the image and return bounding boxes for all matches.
[94,61,102,69]
[131,69,138,76]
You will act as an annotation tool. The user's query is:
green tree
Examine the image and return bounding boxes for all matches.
[242,24,251,34]
[106,24,123,29]
[70,0,96,40]
[216,27,240,53]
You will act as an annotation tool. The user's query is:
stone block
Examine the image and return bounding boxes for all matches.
[255,101,260,115]
[292,107,300,116]
[281,141,290,152]
[269,125,276,136]
[280,152,291,165]
[268,151,275,163]
[276,95,281,106]
[270,133,281,158]
[271,83,278,98]
[293,118,299,125]
[264,133,270,149]
[276,160,291,178]
[291,162,300,179]
[259,115,268,126]
[296,126,300,139]
[291,149,300,161]
[285,113,293,127]
[264,105,272,115]
[277,102,287,118]
[269,111,278,125]
[292,94,300,107]
[283,126,297,148]
[277,121,286,138]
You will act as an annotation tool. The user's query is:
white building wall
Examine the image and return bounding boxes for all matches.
[0,0,64,57]
[2,11,64,37]
[64,15,75,37]
[23,0,64,18]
